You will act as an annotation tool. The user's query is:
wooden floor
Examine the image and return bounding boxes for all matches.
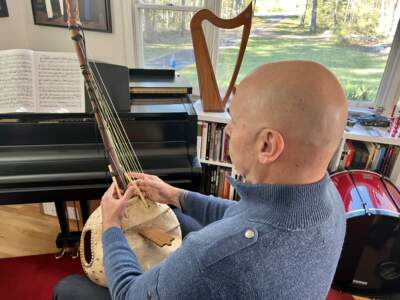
[0,204,79,258]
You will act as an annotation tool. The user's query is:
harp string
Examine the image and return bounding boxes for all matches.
[80,38,141,186]
[75,45,127,174]
[91,70,142,174]
[77,32,148,206]
[77,39,141,175]
[91,72,141,175]
[85,46,143,174]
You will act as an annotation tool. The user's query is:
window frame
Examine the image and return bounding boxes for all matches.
[130,0,400,116]
[132,1,214,68]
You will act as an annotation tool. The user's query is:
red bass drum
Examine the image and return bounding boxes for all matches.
[331,170,400,297]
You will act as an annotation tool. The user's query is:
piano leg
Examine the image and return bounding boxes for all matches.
[79,199,89,223]
[55,201,69,239]
[54,201,81,258]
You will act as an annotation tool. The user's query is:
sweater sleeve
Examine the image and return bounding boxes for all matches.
[103,227,209,300]
[181,191,236,226]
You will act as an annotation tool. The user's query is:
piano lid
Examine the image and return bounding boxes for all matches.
[129,68,192,94]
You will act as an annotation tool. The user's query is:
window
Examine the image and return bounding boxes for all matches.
[132,0,400,112]
[133,0,204,89]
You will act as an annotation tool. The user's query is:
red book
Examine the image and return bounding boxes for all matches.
[344,141,356,169]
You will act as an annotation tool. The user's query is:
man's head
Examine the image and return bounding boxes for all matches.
[225,61,348,184]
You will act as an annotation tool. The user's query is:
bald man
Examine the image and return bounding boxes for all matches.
[53,61,347,300]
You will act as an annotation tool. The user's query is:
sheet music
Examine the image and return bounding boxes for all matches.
[0,49,36,113]
[34,51,85,113]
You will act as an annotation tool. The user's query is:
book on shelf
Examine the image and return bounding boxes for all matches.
[201,165,241,200]
[344,141,356,169]
[336,143,349,171]
[197,120,202,159]
[197,120,231,164]
[338,140,400,179]
[351,141,369,169]
[0,49,84,113]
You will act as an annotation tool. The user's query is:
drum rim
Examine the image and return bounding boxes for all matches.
[331,169,386,178]
[331,169,398,190]
[332,282,400,298]
[346,208,400,219]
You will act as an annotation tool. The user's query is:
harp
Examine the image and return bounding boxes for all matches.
[191,3,253,112]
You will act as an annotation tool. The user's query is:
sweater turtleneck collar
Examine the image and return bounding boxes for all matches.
[227,173,334,230]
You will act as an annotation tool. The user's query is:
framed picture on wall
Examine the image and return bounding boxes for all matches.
[0,0,9,18]
[31,0,112,33]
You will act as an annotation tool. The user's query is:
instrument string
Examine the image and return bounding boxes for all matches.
[89,73,138,174]
[76,50,129,187]
[91,92,147,204]
[85,71,148,204]
[88,63,143,175]
[77,27,141,175]
[82,55,136,173]
[70,9,147,204]
[77,39,136,175]
[89,58,143,174]
[67,1,127,186]
[89,76,133,178]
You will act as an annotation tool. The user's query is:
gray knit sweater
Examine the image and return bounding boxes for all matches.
[103,174,346,300]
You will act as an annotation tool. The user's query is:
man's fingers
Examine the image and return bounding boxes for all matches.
[136,178,158,188]
[128,172,145,179]
[128,172,155,181]
[122,185,138,201]
[103,183,116,200]
[128,172,159,182]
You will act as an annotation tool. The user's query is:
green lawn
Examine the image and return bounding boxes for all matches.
[144,42,193,62]
[179,17,388,102]
[144,17,388,102]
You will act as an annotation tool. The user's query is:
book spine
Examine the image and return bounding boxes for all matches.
[390,149,400,185]
[217,167,225,197]
[209,123,217,161]
[201,122,208,160]
[197,121,203,158]
[221,127,227,162]
[224,133,230,163]
[344,141,355,169]
[370,145,381,171]
[222,170,230,199]
[211,166,217,195]
[205,122,212,160]
[376,146,387,171]
[387,147,400,177]
[381,146,393,175]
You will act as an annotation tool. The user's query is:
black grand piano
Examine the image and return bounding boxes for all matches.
[0,64,201,252]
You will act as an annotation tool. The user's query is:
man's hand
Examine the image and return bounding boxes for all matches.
[129,173,183,208]
[101,183,136,232]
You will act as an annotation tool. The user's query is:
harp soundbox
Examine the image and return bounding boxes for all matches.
[191,3,253,112]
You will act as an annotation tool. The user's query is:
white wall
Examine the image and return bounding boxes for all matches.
[0,1,29,49]
[0,0,135,66]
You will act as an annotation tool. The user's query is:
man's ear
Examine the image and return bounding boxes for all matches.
[257,128,285,164]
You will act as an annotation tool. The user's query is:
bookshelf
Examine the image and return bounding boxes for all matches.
[194,100,400,192]
[199,159,232,168]
[331,124,400,186]
[194,100,240,199]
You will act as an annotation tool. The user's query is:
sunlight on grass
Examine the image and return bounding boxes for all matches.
[157,16,388,102]
[144,43,193,62]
